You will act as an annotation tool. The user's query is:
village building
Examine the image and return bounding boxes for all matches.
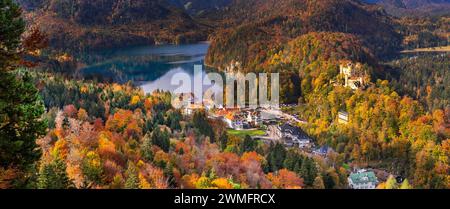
[182,103,204,116]
[348,169,379,189]
[213,107,265,130]
[313,146,332,156]
[222,112,244,130]
[268,124,313,149]
[245,110,262,127]
[173,93,197,116]
[338,111,349,124]
[177,93,220,115]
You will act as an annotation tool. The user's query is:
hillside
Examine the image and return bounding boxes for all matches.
[166,0,232,15]
[205,0,401,71]
[363,0,450,16]
[270,32,376,103]
[382,54,450,112]
[366,0,450,8]
[18,0,209,52]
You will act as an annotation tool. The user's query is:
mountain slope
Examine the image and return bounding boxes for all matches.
[363,0,450,16]
[166,0,232,15]
[205,0,401,70]
[18,0,209,52]
[371,0,450,8]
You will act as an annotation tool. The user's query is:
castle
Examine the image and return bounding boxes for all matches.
[339,61,367,90]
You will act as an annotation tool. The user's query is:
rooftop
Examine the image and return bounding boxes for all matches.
[349,171,378,185]
[314,146,330,155]
[280,124,312,141]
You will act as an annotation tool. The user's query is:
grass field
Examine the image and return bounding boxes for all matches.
[227,129,266,138]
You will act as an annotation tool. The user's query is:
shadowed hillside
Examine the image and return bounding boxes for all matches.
[18,0,210,52]
[205,0,401,70]
[363,0,450,16]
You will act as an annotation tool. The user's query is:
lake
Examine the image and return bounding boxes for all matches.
[79,42,219,95]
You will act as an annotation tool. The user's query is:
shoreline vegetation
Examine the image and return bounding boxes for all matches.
[400,46,450,53]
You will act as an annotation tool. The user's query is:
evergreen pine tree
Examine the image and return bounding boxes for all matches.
[192,110,214,140]
[37,158,72,189]
[125,163,139,189]
[266,143,287,172]
[0,0,47,188]
[151,128,170,152]
[219,133,228,151]
[141,133,154,161]
[164,163,176,188]
[241,135,256,154]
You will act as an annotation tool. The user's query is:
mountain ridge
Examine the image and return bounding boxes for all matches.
[205,0,402,71]
[362,0,450,16]
[17,0,209,52]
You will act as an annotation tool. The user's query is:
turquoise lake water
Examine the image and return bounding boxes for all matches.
[80,42,218,95]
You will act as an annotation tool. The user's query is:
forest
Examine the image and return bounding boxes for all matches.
[17,0,210,53]
[205,0,402,71]
[396,16,449,49]
[8,70,332,189]
[383,54,449,113]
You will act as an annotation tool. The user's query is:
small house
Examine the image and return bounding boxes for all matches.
[313,146,331,156]
[182,103,204,116]
[348,169,379,189]
[269,124,313,148]
[338,111,349,124]
[224,112,244,130]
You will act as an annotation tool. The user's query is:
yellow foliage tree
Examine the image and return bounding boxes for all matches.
[52,138,69,160]
[130,95,140,105]
[196,176,211,189]
[211,178,233,189]
[139,173,152,189]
